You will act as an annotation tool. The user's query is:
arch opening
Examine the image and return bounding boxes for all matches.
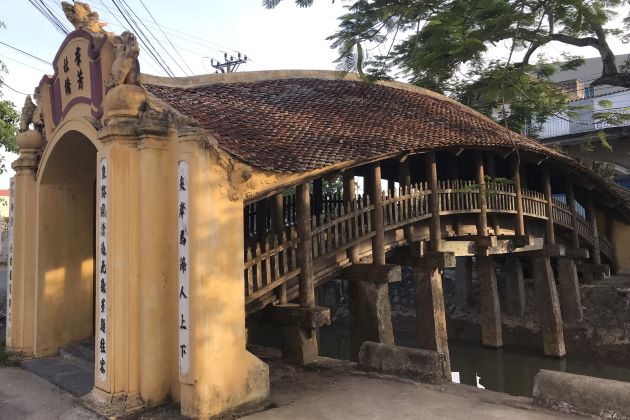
[35,130,97,358]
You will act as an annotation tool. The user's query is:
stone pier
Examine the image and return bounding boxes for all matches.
[410,252,454,374]
[342,264,401,361]
[504,256,526,317]
[455,256,473,311]
[532,251,566,358]
[557,249,588,323]
[478,255,502,348]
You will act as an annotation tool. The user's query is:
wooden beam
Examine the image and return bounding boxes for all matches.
[475,151,488,237]
[565,179,580,249]
[426,152,442,251]
[271,193,288,304]
[513,156,525,236]
[368,162,386,264]
[343,170,360,264]
[542,166,555,245]
[398,159,415,244]
[296,183,315,308]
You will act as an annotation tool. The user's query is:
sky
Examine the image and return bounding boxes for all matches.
[0,0,628,189]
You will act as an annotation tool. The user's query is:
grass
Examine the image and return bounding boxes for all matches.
[0,340,19,367]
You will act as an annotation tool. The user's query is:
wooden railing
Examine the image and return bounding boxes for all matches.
[244,230,300,304]
[244,179,616,305]
[383,183,430,230]
[312,195,374,259]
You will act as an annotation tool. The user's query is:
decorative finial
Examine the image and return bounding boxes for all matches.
[61,1,109,34]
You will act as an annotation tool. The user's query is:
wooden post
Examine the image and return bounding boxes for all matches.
[513,157,525,236]
[542,166,555,245]
[447,154,462,236]
[296,183,315,308]
[566,180,580,249]
[398,159,415,243]
[343,170,360,264]
[426,152,441,251]
[475,151,488,237]
[587,197,602,281]
[313,178,323,217]
[255,199,267,241]
[368,162,386,265]
[485,152,500,235]
[271,193,287,304]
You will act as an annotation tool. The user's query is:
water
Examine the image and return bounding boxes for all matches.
[253,322,630,398]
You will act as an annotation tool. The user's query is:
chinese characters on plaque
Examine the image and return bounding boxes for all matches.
[97,158,108,382]
[178,161,191,375]
[5,179,15,339]
[62,46,85,97]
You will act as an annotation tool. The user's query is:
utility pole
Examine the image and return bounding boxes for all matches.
[208,52,248,73]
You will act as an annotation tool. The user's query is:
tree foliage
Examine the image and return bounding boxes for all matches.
[0,22,19,156]
[265,0,630,133]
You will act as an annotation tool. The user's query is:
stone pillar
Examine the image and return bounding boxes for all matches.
[532,255,566,358]
[5,130,40,356]
[478,255,502,348]
[411,253,453,373]
[342,264,400,360]
[557,257,583,323]
[176,126,269,418]
[504,256,526,317]
[454,256,472,311]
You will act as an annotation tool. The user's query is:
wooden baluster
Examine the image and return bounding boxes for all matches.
[366,195,373,233]
[246,247,253,296]
[340,204,347,246]
[317,214,325,256]
[280,231,288,278]
[312,218,319,259]
[272,235,280,284]
[254,242,262,292]
[264,237,272,287]
[290,228,298,270]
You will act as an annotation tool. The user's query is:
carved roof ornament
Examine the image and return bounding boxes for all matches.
[105,31,141,92]
[19,95,37,133]
[61,1,109,34]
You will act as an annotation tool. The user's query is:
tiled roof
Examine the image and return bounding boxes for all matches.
[144,75,571,173]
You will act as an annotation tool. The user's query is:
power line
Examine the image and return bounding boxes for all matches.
[0,53,51,73]
[28,0,70,35]
[137,0,193,76]
[1,81,29,96]
[0,41,52,66]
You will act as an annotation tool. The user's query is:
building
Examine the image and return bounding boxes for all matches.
[527,55,630,187]
[6,8,630,419]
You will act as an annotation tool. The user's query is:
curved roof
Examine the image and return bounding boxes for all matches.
[144,70,572,173]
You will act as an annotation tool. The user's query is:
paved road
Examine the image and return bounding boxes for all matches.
[0,367,99,420]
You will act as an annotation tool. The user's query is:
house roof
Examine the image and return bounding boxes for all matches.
[143,70,572,173]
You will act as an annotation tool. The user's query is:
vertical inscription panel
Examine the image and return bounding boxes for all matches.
[97,158,108,383]
[5,179,15,344]
[178,161,191,376]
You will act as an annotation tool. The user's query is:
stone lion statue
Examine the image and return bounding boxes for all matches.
[62,1,109,33]
[105,31,141,91]
[19,95,37,132]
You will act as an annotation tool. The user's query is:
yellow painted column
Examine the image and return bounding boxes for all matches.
[178,133,269,419]
[6,131,40,356]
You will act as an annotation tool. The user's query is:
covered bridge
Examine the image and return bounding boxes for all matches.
[6,23,630,419]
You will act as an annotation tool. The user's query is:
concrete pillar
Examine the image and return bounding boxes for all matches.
[6,130,40,356]
[504,256,526,317]
[455,256,472,311]
[532,256,566,358]
[413,262,450,373]
[557,258,583,323]
[343,264,400,360]
[478,255,502,348]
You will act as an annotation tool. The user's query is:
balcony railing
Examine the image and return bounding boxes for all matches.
[524,107,630,140]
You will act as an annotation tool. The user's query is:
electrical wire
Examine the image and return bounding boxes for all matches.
[0,41,51,66]
[1,81,29,96]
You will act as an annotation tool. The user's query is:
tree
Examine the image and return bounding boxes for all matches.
[0,22,19,156]
[264,1,630,133]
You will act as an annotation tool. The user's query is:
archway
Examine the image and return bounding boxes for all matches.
[35,130,97,357]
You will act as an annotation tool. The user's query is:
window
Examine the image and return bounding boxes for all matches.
[583,85,595,98]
